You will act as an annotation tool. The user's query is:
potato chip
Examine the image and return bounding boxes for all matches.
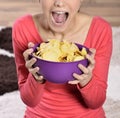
[42,50,60,62]
[73,55,85,61]
[34,39,87,62]
[80,47,87,56]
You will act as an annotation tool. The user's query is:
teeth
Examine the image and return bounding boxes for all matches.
[54,11,66,14]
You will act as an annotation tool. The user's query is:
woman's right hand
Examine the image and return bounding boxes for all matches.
[23,42,45,83]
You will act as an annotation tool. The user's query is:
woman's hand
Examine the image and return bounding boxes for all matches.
[68,48,96,87]
[23,42,45,83]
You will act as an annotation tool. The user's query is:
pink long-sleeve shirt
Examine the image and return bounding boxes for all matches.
[12,15,112,118]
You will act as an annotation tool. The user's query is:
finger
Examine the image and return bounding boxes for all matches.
[72,72,84,81]
[72,73,90,86]
[86,56,95,71]
[89,48,96,58]
[29,68,45,82]
[86,54,95,66]
[23,48,33,61]
[25,58,37,68]
[68,80,79,84]
[33,72,44,82]
[78,64,89,74]
[29,66,39,75]
[35,75,44,81]
[28,42,35,48]
[29,67,43,80]
[86,48,96,65]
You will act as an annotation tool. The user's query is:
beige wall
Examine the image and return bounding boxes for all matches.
[81,0,120,26]
[0,0,120,26]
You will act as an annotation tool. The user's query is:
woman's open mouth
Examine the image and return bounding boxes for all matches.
[51,11,69,26]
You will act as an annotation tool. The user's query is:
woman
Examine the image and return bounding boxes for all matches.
[12,0,112,117]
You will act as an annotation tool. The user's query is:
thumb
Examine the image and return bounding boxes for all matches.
[28,42,35,48]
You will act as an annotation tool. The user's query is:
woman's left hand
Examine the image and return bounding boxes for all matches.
[68,48,96,87]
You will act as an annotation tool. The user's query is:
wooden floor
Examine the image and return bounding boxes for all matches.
[0,0,120,26]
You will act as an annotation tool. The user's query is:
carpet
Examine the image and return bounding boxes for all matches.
[0,27,18,95]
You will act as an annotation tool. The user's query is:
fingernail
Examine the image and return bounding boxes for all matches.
[68,81,72,84]
[78,64,82,68]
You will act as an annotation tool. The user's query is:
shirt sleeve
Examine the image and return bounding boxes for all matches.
[12,17,45,107]
[77,19,112,109]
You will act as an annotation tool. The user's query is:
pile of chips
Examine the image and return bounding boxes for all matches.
[33,39,87,62]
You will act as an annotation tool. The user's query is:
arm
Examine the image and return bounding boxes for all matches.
[77,23,112,109]
[12,21,45,107]
[68,21,112,109]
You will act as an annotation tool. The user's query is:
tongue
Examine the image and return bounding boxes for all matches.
[52,13,67,23]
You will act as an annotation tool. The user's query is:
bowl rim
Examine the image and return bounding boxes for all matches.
[31,42,90,64]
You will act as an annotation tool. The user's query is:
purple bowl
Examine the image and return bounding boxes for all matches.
[31,43,89,84]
